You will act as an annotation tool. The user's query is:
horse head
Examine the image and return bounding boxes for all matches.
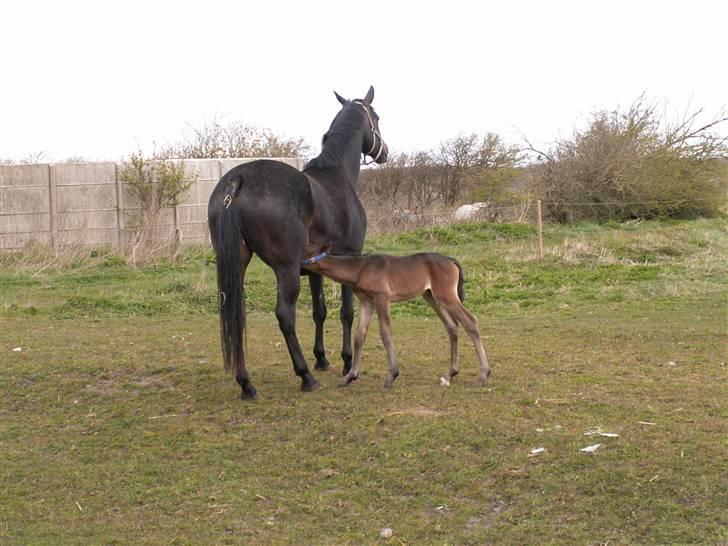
[334,86,389,165]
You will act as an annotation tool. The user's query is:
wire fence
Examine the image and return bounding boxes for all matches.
[0,197,722,284]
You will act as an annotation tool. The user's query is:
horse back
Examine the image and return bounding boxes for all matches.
[356,253,460,302]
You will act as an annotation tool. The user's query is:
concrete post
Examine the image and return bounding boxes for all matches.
[115,163,124,246]
[48,164,58,250]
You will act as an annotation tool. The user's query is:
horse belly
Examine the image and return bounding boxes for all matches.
[388,277,430,302]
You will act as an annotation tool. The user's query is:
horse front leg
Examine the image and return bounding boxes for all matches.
[340,298,374,387]
[274,267,319,392]
[340,285,355,375]
[308,273,330,371]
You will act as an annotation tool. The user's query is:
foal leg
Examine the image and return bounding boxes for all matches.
[308,273,330,371]
[445,302,491,386]
[375,300,399,388]
[274,267,319,392]
[423,292,460,381]
[340,299,375,386]
[340,285,355,375]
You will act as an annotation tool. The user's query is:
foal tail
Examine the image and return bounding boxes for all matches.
[451,258,465,303]
[209,176,246,376]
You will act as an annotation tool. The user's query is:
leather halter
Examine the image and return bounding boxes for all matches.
[302,251,329,266]
[353,101,385,165]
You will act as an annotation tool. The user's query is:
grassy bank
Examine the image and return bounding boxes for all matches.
[1,218,726,544]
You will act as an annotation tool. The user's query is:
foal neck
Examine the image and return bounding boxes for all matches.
[303,254,367,287]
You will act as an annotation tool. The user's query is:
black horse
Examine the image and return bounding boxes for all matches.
[208,86,388,399]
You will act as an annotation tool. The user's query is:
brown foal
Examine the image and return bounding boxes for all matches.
[302,248,491,388]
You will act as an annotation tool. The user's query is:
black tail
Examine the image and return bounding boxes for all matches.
[209,180,245,375]
[452,258,465,302]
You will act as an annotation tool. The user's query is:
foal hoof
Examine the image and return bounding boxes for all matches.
[338,375,357,387]
[476,371,491,387]
[301,376,321,392]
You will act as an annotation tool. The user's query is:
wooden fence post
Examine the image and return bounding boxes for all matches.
[536,199,544,259]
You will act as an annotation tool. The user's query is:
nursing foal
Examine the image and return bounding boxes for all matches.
[302,247,491,388]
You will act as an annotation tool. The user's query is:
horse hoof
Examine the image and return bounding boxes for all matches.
[240,385,258,400]
[314,358,331,371]
[301,377,321,392]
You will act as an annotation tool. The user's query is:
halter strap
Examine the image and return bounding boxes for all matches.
[302,251,329,266]
[353,101,384,165]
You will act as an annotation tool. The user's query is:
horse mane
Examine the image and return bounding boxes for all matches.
[304,106,364,171]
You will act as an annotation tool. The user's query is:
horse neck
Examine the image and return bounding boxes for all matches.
[327,128,364,188]
[307,109,366,189]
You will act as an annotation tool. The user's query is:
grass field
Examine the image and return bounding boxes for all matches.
[1,219,727,544]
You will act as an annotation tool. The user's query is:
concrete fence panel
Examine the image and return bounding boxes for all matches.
[0,157,304,250]
[0,164,53,249]
[54,162,119,246]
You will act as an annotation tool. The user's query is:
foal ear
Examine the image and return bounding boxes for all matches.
[363,85,374,105]
[333,91,348,106]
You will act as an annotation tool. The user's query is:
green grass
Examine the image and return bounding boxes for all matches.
[1,218,727,544]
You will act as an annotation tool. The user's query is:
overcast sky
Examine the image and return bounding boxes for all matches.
[1,0,726,162]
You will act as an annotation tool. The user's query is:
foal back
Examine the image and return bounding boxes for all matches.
[356,253,462,303]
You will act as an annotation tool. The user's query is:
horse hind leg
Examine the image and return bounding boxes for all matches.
[340,285,355,375]
[274,266,319,392]
[309,273,330,371]
[445,301,491,386]
[236,243,257,399]
[423,292,460,381]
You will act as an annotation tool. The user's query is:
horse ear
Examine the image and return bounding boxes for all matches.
[333,91,348,106]
[363,85,374,105]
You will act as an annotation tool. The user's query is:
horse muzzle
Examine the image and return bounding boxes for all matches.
[374,141,389,164]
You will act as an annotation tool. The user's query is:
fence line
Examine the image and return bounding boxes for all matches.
[0,220,709,285]
[0,158,304,251]
[4,158,717,252]
[541,197,719,206]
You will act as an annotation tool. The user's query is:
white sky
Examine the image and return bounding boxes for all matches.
[1,0,726,162]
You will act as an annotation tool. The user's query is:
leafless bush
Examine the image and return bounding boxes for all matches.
[438,133,523,205]
[0,152,48,165]
[526,96,728,222]
[360,132,523,213]
[157,117,310,159]
[119,153,196,264]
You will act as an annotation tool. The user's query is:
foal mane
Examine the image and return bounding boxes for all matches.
[304,106,365,171]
